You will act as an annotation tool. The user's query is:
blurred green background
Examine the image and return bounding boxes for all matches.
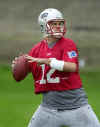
[0,0,100,127]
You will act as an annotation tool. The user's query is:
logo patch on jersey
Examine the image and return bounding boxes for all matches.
[67,51,77,58]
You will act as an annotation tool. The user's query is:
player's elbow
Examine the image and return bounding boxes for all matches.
[63,62,77,72]
[70,63,77,72]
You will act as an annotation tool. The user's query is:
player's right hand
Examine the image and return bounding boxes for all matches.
[11,57,18,69]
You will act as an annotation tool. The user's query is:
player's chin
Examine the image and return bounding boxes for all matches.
[53,35,62,39]
[52,33,63,39]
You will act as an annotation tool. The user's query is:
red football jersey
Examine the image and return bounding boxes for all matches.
[29,37,82,94]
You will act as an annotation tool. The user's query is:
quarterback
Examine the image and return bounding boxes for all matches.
[12,8,100,127]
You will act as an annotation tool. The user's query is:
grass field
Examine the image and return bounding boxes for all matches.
[0,64,100,127]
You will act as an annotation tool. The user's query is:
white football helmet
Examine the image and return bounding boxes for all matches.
[38,8,66,38]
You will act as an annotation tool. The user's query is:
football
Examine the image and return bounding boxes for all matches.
[12,55,30,82]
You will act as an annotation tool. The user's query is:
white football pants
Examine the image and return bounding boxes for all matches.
[28,104,100,127]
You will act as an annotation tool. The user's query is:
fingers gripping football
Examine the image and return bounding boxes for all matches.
[25,55,50,65]
[12,55,30,82]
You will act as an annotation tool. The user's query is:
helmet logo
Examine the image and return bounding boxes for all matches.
[41,13,48,19]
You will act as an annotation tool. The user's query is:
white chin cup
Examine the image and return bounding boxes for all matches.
[52,33,63,38]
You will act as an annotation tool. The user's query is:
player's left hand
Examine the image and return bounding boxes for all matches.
[25,55,50,65]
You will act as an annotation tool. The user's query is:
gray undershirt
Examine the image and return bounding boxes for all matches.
[41,88,88,110]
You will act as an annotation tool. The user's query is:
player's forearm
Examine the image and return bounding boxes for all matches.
[25,55,77,72]
[63,62,77,72]
[48,58,77,72]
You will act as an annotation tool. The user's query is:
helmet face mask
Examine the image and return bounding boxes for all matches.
[46,19,66,38]
[38,8,66,38]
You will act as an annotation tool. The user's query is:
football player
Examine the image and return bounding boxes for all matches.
[12,8,100,127]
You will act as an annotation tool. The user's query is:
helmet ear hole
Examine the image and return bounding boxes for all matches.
[40,25,44,33]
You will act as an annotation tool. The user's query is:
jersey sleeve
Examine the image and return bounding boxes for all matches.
[62,40,79,64]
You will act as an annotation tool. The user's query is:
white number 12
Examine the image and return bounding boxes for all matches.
[40,64,60,84]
